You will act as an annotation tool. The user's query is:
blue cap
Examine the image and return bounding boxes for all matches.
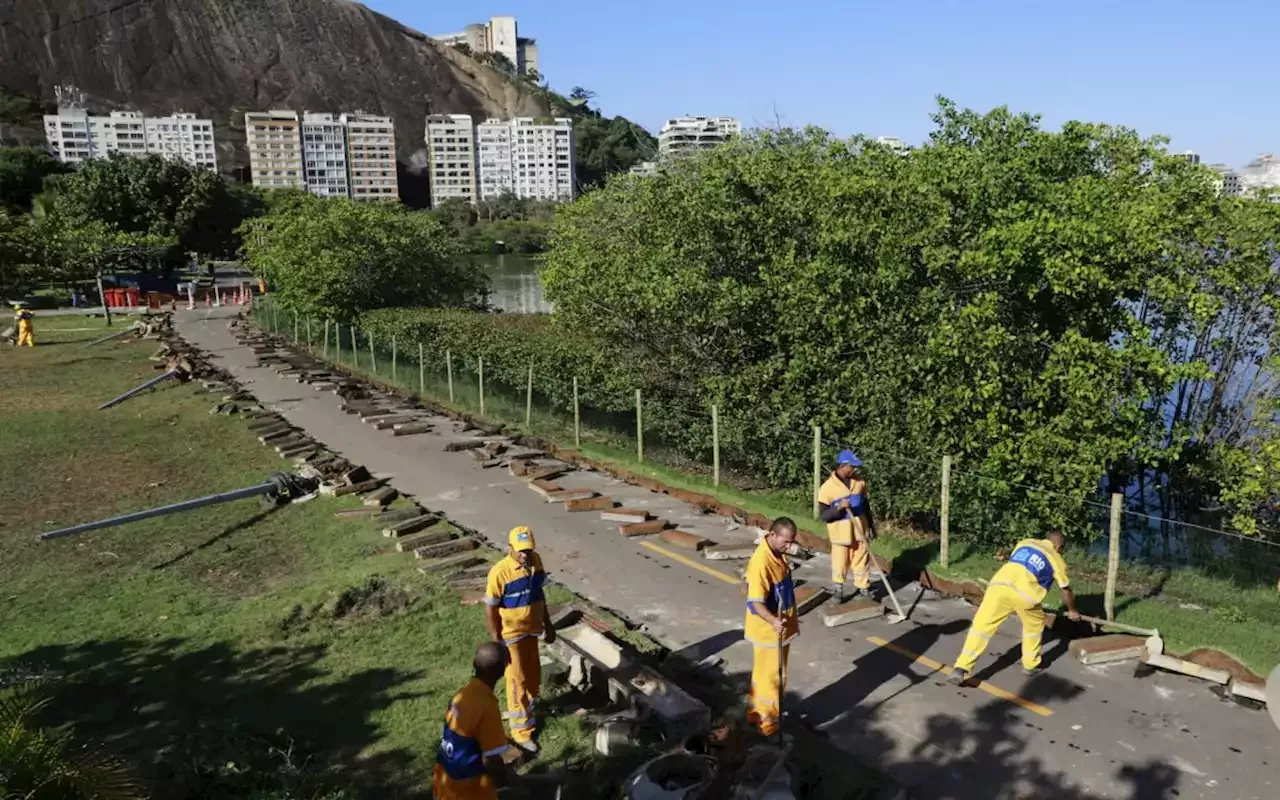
[837,449,862,467]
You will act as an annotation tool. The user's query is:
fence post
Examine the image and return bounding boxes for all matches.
[525,364,533,428]
[335,323,341,363]
[812,426,821,519]
[271,303,279,333]
[392,336,398,384]
[350,327,359,369]
[479,357,485,416]
[306,318,312,350]
[940,454,952,569]
[293,315,298,344]
[711,405,720,487]
[447,349,455,402]
[1106,493,1122,621]
[636,389,644,463]
[323,320,330,359]
[418,343,425,395]
[573,376,580,447]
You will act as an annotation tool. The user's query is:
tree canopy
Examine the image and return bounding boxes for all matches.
[0,148,69,212]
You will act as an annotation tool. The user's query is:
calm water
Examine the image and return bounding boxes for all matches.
[475,253,551,314]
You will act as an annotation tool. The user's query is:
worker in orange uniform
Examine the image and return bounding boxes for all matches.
[745,517,801,739]
[948,531,1081,685]
[433,641,515,800]
[13,304,34,347]
[484,525,555,755]
[817,450,876,603]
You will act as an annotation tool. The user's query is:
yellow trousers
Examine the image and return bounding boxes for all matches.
[954,584,1046,672]
[16,322,33,347]
[831,540,870,590]
[748,644,789,736]
[505,636,540,743]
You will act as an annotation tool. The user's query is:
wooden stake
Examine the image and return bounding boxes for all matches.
[323,320,330,359]
[1106,493,1122,621]
[418,342,425,394]
[573,376,580,447]
[447,349,454,402]
[392,335,398,384]
[940,455,952,569]
[525,364,533,428]
[478,356,485,416]
[712,404,720,487]
[350,327,358,369]
[369,332,377,374]
[306,318,312,350]
[812,426,821,519]
[635,389,644,463]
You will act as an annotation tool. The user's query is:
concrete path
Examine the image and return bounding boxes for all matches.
[178,309,1280,800]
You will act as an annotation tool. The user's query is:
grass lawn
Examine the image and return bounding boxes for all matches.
[0,317,603,798]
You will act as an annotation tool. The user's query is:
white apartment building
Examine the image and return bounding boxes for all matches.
[433,15,538,76]
[477,119,515,200]
[658,116,741,160]
[301,113,350,198]
[342,112,398,201]
[43,105,217,171]
[425,114,478,206]
[874,136,913,156]
[511,117,574,202]
[245,110,305,189]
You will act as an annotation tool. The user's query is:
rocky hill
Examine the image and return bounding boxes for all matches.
[0,0,554,201]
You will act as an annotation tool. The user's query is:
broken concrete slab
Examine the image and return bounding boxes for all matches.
[377,507,428,524]
[508,459,534,477]
[545,489,597,504]
[602,509,651,524]
[822,598,883,627]
[1142,651,1231,685]
[659,529,713,551]
[333,507,380,519]
[383,514,442,537]
[526,465,570,483]
[260,428,297,443]
[1069,634,1146,666]
[342,466,373,485]
[416,554,486,576]
[393,422,433,436]
[619,519,669,538]
[702,542,757,561]
[1228,679,1267,705]
[331,478,383,497]
[529,479,563,499]
[396,530,455,552]
[794,585,831,616]
[363,486,399,507]
[445,439,487,452]
[566,496,615,512]
[371,415,419,430]
[414,538,480,560]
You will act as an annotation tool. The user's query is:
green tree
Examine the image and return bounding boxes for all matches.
[240,199,485,323]
[0,148,69,212]
[571,115,657,188]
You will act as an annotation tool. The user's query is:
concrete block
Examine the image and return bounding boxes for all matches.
[559,623,626,669]
[1228,679,1267,704]
[547,604,583,630]
[256,427,293,443]
[445,439,487,452]
[822,598,883,628]
[377,507,427,523]
[279,445,318,459]
[358,408,397,420]
[383,514,442,537]
[393,422,432,436]
[415,538,479,560]
[396,530,454,552]
[545,489,596,504]
[416,554,485,575]
[1069,634,1146,666]
[529,479,563,499]
[659,530,713,551]
[483,440,508,455]
[333,478,382,496]
[371,414,418,429]
[794,585,831,616]
[469,448,491,462]
[619,519,669,538]
[702,542,757,561]
[602,509,650,524]
[508,459,534,477]
[1142,652,1231,685]
[333,507,380,519]
[527,465,570,483]
[566,496,615,512]
[363,486,399,507]
[342,466,373,485]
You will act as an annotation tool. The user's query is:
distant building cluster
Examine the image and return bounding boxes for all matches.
[424,114,574,206]
[243,110,398,201]
[658,116,741,161]
[433,15,538,76]
[43,88,217,172]
[1183,150,1280,201]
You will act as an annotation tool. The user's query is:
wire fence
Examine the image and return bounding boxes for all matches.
[256,301,1280,623]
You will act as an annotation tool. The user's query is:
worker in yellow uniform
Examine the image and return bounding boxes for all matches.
[433,641,514,800]
[948,531,1081,685]
[13,304,34,347]
[484,525,555,755]
[817,450,876,603]
[745,517,801,739]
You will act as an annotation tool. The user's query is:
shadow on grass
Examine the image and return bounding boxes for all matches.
[4,636,427,799]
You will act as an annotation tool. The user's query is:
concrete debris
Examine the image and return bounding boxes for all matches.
[414,537,479,560]
[371,414,418,429]
[545,488,596,504]
[658,530,713,551]
[394,422,433,436]
[566,496,615,512]
[395,530,454,553]
[603,509,651,524]
[702,543,756,561]
[333,507,380,519]
[620,520,670,538]
[821,598,883,627]
[529,479,563,499]
[1070,634,1146,666]
[1141,651,1231,685]
[382,514,442,537]
[445,439,488,452]
[416,553,486,575]
[330,478,384,497]
[793,585,830,616]
[363,486,399,507]
[526,465,570,483]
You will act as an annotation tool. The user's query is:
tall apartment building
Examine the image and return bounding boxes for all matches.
[245,110,304,189]
[342,112,398,201]
[425,114,478,206]
[300,113,349,197]
[658,116,741,160]
[477,119,515,200]
[511,118,574,202]
[433,15,538,76]
[874,136,913,156]
[43,104,217,171]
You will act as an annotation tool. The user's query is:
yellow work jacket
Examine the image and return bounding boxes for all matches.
[484,553,547,645]
[432,678,508,800]
[818,472,869,546]
[990,538,1071,607]
[744,539,800,647]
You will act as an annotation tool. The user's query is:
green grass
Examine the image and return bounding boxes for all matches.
[0,321,604,798]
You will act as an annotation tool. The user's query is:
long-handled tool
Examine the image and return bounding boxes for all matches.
[86,323,140,347]
[872,561,908,624]
[1062,611,1163,657]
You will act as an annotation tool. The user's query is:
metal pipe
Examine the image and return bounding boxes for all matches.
[39,481,278,541]
[86,324,139,347]
[98,369,179,411]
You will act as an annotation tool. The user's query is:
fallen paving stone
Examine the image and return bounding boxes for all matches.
[377,507,427,524]
[415,538,480,560]
[566,496,615,512]
[448,574,489,592]
[1069,634,1146,666]
[396,530,454,552]
[508,459,534,477]
[257,428,295,443]
[363,486,399,506]
[794,585,831,616]
[659,529,713,551]
[342,466,373,485]
[821,598,883,627]
[479,458,504,468]
[333,507,380,519]
[330,478,382,497]
[483,440,507,455]
[526,465,570,483]
[312,381,336,391]
[371,414,419,429]
[619,519,669,537]
[447,565,494,584]
[393,422,433,436]
[702,542,757,561]
[279,444,318,459]
[445,439,487,452]
[247,416,287,431]
[547,604,584,630]
[529,479,563,499]
[469,449,492,462]
[1228,679,1267,704]
[1142,651,1231,685]
[416,554,485,575]
[602,509,650,524]
[383,514,442,537]
[545,488,596,504]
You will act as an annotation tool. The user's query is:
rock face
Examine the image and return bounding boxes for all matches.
[0,0,552,199]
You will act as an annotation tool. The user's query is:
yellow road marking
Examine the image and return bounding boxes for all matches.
[638,541,740,586]
[867,636,1054,717]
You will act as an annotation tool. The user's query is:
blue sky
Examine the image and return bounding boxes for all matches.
[362,0,1276,168]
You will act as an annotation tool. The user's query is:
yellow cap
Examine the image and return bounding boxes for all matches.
[508,526,536,552]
